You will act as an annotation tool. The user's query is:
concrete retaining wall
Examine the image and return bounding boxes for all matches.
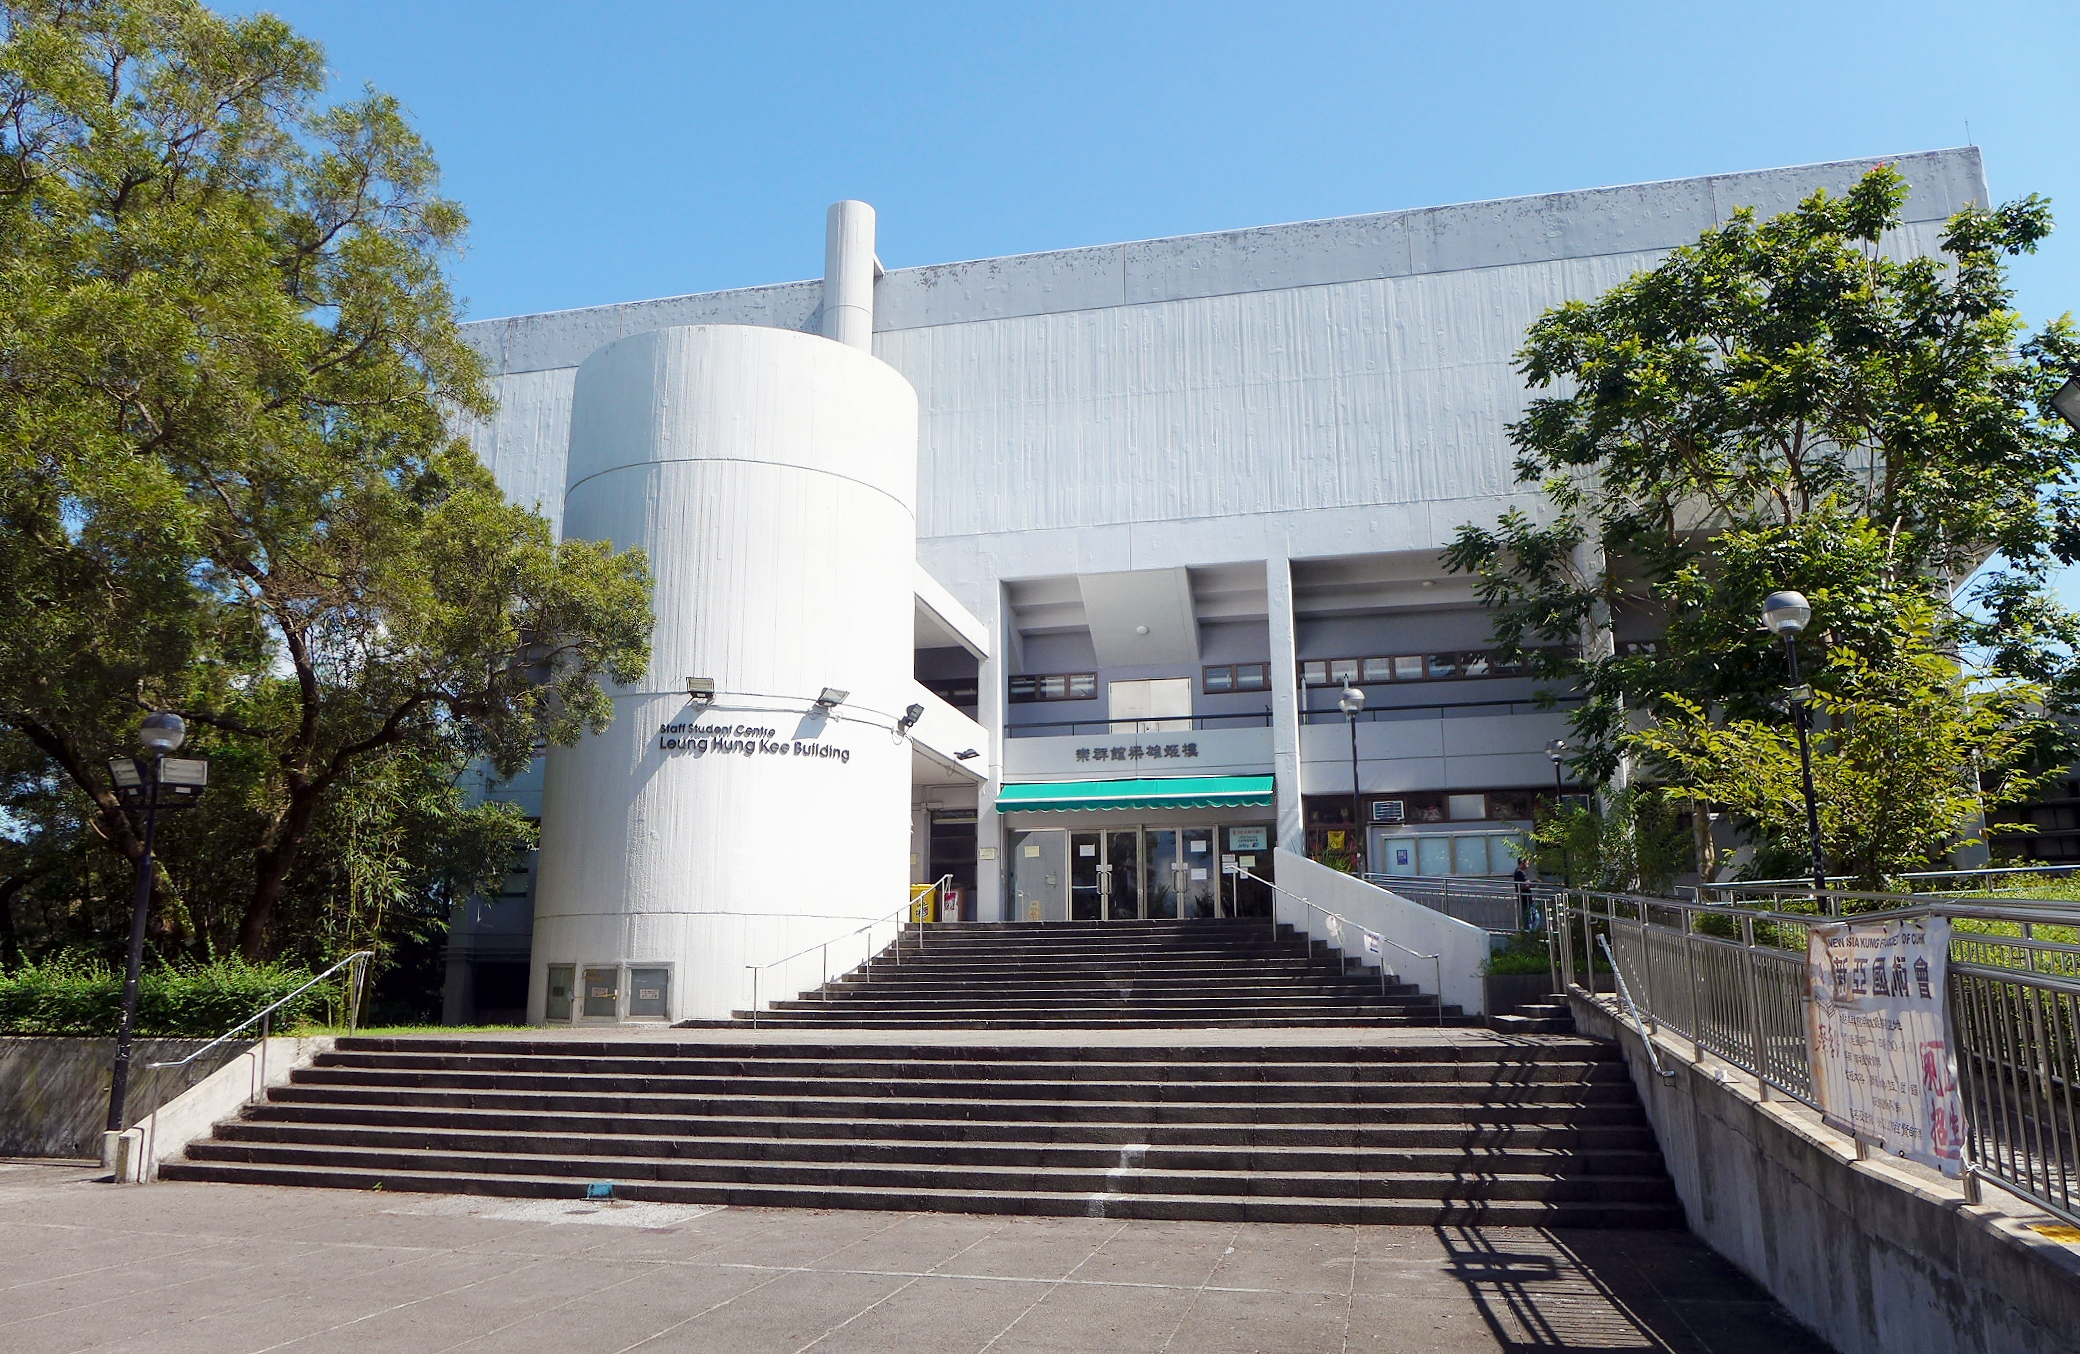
[1570,992,2080,1354]
[0,1036,246,1159]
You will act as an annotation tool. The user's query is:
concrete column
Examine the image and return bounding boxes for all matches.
[974,583,1009,921]
[1266,556,1305,852]
[822,200,876,351]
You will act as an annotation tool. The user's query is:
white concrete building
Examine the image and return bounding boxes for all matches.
[440,149,1988,1026]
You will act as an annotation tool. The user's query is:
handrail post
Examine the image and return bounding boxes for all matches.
[1739,913,1768,1100]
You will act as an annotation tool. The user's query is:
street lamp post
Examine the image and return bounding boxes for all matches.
[1545,738,1570,886]
[1339,684,1366,876]
[1762,591,1826,896]
[104,713,209,1146]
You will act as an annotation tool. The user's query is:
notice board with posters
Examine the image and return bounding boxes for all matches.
[1804,917,1965,1177]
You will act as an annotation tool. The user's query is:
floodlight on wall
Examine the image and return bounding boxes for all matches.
[139,711,186,754]
[816,687,849,709]
[686,677,716,701]
[2051,376,2080,430]
[1761,591,1812,636]
[955,748,980,760]
[897,703,926,735]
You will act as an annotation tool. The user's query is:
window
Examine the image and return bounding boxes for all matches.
[1300,651,1542,685]
[1202,663,1270,694]
[1009,672,1097,703]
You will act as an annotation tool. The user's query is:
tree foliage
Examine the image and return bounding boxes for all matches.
[0,1,651,967]
[1444,165,2080,789]
[1629,627,2052,889]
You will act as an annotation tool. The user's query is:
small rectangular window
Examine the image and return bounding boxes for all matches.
[1300,660,1329,686]
[1392,655,1424,681]
[1426,653,1459,679]
[1360,657,1395,683]
[1447,793,1486,821]
[1461,652,1490,677]
[1328,658,1359,685]
[1008,673,1097,703]
[1202,665,1234,694]
[1234,663,1268,692]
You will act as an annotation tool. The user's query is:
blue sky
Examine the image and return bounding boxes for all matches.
[251,1,2080,604]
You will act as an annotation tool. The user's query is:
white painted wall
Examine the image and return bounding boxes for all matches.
[529,324,919,1022]
[1272,848,1490,1016]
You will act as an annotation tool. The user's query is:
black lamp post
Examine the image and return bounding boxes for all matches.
[1339,684,1366,875]
[105,713,209,1141]
[1544,738,1571,886]
[1762,591,1826,896]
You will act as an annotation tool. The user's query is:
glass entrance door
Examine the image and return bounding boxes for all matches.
[1144,829,1181,919]
[1104,830,1141,918]
[1181,828,1218,917]
[1069,832,1103,919]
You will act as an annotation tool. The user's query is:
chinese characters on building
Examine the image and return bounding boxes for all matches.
[1073,743,1199,763]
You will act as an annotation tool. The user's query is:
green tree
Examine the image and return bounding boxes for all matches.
[0,1,650,962]
[1629,629,2052,889]
[1443,165,2080,789]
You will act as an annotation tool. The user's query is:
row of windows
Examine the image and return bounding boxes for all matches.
[1014,648,1587,702]
[1300,651,1539,686]
[1008,672,1098,703]
[1202,663,1270,694]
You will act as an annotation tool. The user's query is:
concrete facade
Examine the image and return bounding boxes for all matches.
[443,149,1990,1023]
[1571,992,2080,1354]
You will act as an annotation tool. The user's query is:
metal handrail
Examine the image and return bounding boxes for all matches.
[1236,868,1443,1024]
[145,950,372,1076]
[743,881,953,1026]
[1598,932,1675,1081]
[1550,882,2080,1226]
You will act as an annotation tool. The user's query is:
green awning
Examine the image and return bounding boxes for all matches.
[995,775,1275,813]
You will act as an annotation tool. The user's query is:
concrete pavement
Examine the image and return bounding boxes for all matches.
[0,1159,1829,1353]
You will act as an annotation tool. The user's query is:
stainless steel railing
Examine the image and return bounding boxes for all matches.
[1549,885,2080,1225]
[1236,868,1444,1024]
[742,878,953,1026]
[145,949,372,1089]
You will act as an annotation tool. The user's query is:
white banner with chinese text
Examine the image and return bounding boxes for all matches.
[1805,917,1964,1177]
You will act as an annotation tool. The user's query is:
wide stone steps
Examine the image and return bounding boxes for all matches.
[239,1100,1661,1150]
[203,1120,1667,1176]
[161,1157,1676,1226]
[162,924,1677,1226]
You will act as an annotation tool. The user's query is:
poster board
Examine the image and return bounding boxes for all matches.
[1805,917,1964,1176]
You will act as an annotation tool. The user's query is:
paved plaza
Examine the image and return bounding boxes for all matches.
[0,1160,1828,1353]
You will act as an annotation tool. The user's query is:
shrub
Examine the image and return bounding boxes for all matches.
[1483,932,1554,976]
[0,954,335,1036]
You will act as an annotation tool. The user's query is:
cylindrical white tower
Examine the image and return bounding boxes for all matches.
[527,323,919,1022]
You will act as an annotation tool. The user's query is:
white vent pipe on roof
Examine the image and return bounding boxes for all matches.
[822,200,876,350]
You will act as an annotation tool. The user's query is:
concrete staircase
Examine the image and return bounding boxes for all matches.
[1491,995,1577,1036]
[716,918,1466,1028]
[159,1037,1679,1226]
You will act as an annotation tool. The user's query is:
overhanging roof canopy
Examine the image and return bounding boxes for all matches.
[995,775,1274,813]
